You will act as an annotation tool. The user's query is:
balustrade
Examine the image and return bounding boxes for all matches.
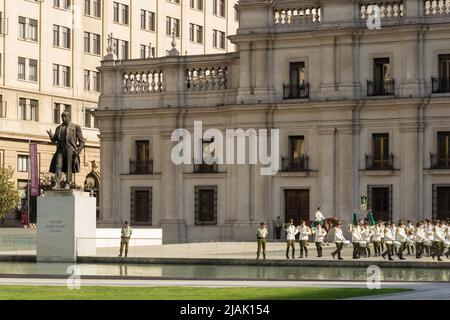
[122,70,164,94]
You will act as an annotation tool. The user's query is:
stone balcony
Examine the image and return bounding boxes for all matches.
[99,52,240,110]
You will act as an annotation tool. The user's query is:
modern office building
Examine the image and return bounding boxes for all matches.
[98,0,450,242]
[0,0,239,225]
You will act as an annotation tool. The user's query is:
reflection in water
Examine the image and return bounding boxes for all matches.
[0,262,448,281]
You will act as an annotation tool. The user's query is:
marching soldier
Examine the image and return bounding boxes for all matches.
[285,219,298,259]
[396,221,408,260]
[331,222,346,260]
[406,220,415,256]
[414,222,426,259]
[312,224,327,257]
[350,223,362,259]
[256,222,268,260]
[431,221,445,261]
[424,219,434,256]
[372,221,384,257]
[382,223,395,261]
[297,220,311,258]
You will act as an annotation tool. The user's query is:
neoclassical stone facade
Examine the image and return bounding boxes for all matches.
[97,0,450,242]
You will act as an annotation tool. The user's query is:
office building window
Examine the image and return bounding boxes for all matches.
[53,64,71,87]
[189,23,203,44]
[29,19,37,41]
[53,103,71,124]
[84,108,98,128]
[84,70,90,90]
[93,71,100,91]
[18,17,26,39]
[166,17,180,37]
[195,186,218,225]
[85,0,90,15]
[54,0,71,10]
[113,2,128,24]
[53,25,71,49]
[112,38,128,59]
[18,98,38,122]
[367,185,393,222]
[18,57,26,80]
[17,155,29,172]
[190,0,203,10]
[213,0,225,17]
[29,59,37,82]
[141,9,155,31]
[84,32,90,53]
[213,30,225,49]
[19,17,38,41]
[93,0,101,17]
[93,34,100,54]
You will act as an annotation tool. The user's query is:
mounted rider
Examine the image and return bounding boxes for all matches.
[312,207,325,228]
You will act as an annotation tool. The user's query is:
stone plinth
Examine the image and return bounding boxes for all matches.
[37,190,96,262]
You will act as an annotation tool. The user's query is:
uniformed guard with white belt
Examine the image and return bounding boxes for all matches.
[285,219,299,259]
[256,222,268,260]
[118,221,133,257]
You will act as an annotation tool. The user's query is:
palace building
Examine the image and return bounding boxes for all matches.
[97,0,450,242]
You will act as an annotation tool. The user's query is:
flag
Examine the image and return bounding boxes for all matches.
[29,143,39,197]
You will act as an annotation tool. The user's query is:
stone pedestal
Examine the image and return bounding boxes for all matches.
[37,190,96,262]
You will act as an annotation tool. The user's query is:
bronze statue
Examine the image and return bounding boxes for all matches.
[46,111,86,190]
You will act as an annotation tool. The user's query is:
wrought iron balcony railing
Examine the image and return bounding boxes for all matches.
[432,77,450,94]
[430,154,450,170]
[194,163,219,174]
[283,83,310,100]
[365,154,394,170]
[130,160,153,175]
[281,155,309,172]
[367,80,395,96]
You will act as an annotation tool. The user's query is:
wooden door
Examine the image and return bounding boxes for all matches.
[284,189,310,226]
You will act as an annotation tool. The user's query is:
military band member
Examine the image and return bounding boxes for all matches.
[312,224,327,257]
[256,222,268,260]
[331,222,345,260]
[361,223,374,258]
[350,223,362,259]
[297,221,311,258]
[382,224,395,261]
[431,221,445,261]
[285,219,299,259]
[372,221,384,257]
[406,220,415,256]
[396,222,408,260]
[414,222,426,259]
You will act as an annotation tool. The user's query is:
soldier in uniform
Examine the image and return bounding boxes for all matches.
[431,221,445,261]
[312,224,327,257]
[256,222,268,259]
[350,223,362,259]
[297,220,311,258]
[274,216,282,240]
[119,221,133,257]
[414,222,425,259]
[331,222,346,260]
[396,221,408,260]
[285,219,298,259]
[382,223,395,260]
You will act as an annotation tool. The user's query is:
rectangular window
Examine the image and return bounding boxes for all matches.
[213,0,217,15]
[18,57,26,80]
[53,25,60,46]
[84,108,93,128]
[53,64,60,85]
[62,66,70,87]
[18,98,26,120]
[93,71,100,91]
[93,0,101,17]
[433,185,450,221]
[84,70,90,90]
[93,33,100,54]
[141,9,146,29]
[219,0,225,17]
[372,133,389,169]
[367,185,393,222]
[189,23,194,42]
[166,17,180,37]
[195,186,217,225]
[18,17,26,39]
[17,155,29,172]
[0,95,6,118]
[113,2,119,23]
[148,11,155,31]
[121,40,128,60]
[85,0,90,15]
[197,25,203,44]
[140,44,146,59]
[28,19,38,41]
[219,31,225,49]
[62,27,70,49]
[438,132,450,167]
[213,30,225,49]
[121,4,129,25]
[30,99,38,121]
[438,54,450,79]
[131,188,152,225]
[29,59,37,82]
[53,103,71,124]
[84,32,90,53]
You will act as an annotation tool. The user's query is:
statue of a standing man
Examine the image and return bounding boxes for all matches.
[46,111,86,190]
